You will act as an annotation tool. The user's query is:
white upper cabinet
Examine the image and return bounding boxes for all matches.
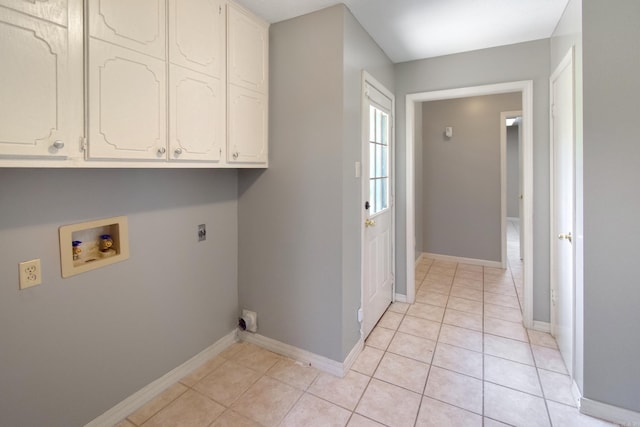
[226,3,268,165]
[89,0,166,60]
[88,39,167,160]
[0,3,82,159]
[169,0,225,79]
[227,3,268,93]
[169,65,224,162]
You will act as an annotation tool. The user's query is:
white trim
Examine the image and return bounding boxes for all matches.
[507,217,521,222]
[580,396,640,426]
[422,252,503,269]
[406,80,534,328]
[532,321,551,333]
[572,380,582,406]
[394,293,408,303]
[238,330,364,378]
[85,330,238,427]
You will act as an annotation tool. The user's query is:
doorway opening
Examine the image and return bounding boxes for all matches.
[405,81,535,329]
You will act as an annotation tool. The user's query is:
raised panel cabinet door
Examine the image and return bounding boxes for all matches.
[88,39,167,160]
[169,65,224,162]
[227,84,267,164]
[89,0,166,60]
[169,0,224,79]
[0,7,77,157]
[227,4,267,93]
[0,0,68,26]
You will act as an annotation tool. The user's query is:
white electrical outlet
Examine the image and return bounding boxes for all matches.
[19,259,42,289]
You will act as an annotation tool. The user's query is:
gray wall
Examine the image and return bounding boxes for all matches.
[238,4,393,362]
[420,93,521,262]
[581,0,640,412]
[0,169,238,427]
[507,124,520,218]
[394,39,551,322]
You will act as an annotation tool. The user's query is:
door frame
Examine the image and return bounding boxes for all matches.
[361,70,396,338]
[501,110,523,269]
[405,80,535,329]
[549,47,575,376]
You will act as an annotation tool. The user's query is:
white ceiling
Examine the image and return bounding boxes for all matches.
[235,0,569,63]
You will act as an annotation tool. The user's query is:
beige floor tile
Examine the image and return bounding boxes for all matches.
[398,315,441,340]
[546,400,619,427]
[528,330,559,349]
[415,290,449,307]
[280,393,351,427]
[127,383,188,425]
[532,345,568,374]
[388,302,410,314]
[365,326,395,350]
[443,308,483,331]
[232,343,282,374]
[484,282,517,296]
[143,390,225,427]
[484,334,534,365]
[346,414,386,426]
[452,276,484,290]
[406,302,445,322]
[193,360,261,406]
[180,356,227,387]
[447,296,483,314]
[432,342,483,379]
[416,396,482,427]
[424,366,483,414]
[265,358,319,390]
[484,292,520,309]
[438,324,483,352]
[483,417,512,427]
[115,420,136,427]
[538,368,577,407]
[485,303,523,323]
[218,342,244,360]
[484,355,542,396]
[449,286,483,302]
[231,376,302,427]
[455,268,483,278]
[387,331,436,363]
[456,263,483,272]
[351,346,384,376]
[210,409,262,427]
[484,382,550,427]
[355,379,421,427]
[308,370,370,411]
[422,281,452,295]
[484,316,529,342]
[377,310,404,330]
[373,352,429,393]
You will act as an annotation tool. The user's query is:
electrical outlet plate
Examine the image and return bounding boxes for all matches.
[19,259,42,289]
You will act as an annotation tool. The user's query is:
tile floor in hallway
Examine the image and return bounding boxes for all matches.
[117,223,617,426]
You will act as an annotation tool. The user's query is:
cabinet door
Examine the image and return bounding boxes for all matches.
[227,4,268,93]
[169,0,224,79]
[0,7,76,157]
[88,39,167,160]
[89,0,166,60]
[0,0,67,26]
[227,84,267,164]
[169,65,224,162]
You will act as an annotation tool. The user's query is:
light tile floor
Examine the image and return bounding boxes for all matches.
[118,221,618,427]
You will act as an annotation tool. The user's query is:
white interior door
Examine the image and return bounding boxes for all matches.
[362,77,394,338]
[551,49,575,377]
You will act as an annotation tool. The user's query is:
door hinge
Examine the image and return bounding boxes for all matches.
[357,308,363,323]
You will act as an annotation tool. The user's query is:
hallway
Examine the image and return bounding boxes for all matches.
[116,223,616,426]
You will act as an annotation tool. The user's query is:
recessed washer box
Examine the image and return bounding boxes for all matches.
[59,216,130,278]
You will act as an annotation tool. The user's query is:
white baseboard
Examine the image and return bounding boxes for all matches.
[532,321,551,333]
[394,293,408,303]
[423,252,503,269]
[579,395,640,426]
[85,330,238,427]
[238,330,363,378]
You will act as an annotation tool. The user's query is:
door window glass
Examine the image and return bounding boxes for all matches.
[369,105,389,215]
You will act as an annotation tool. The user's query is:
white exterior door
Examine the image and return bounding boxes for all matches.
[551,49,575,377]
[362,77,394,338]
